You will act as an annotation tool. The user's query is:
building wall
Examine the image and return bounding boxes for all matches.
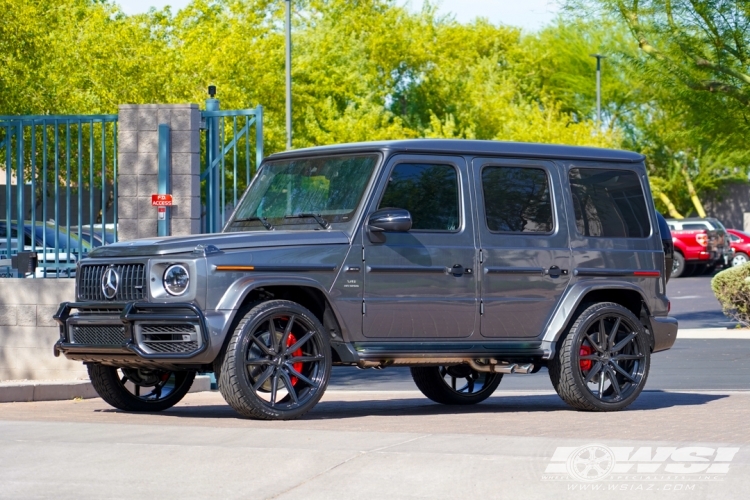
[703,182,750,231]
[0,279,84,381]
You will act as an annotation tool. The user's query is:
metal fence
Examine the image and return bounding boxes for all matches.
[202,101,263,233]
[0,115,118,277]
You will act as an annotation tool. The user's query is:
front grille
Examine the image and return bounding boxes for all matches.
[78,263,146,301]
[139,324,201,354]
[71,325,130,346]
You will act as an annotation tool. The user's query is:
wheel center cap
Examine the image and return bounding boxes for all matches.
[274,357,284,367]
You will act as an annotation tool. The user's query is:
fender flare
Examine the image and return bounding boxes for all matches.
[214,276,353,342]
[540,280,654,347]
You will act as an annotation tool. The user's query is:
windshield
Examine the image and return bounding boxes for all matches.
[34,225,90,251]
[226,154,379,231]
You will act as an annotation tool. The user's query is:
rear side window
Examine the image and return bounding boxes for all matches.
[481,166,553,233]
[569,168,651,238]
[682,223,708,230]
[379,163,460,231]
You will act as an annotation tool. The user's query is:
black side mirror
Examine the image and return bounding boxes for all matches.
[367,208,412,243]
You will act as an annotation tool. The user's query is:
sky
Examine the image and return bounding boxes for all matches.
[118,0,561,32]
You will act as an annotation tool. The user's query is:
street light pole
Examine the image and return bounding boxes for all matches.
[285,0,292,150]
[590,54,606,128]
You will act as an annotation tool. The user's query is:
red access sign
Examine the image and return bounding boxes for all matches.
[151,194,173,206]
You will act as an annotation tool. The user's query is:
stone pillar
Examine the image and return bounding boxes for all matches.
[117,104,201,240]
[744,212,750,233]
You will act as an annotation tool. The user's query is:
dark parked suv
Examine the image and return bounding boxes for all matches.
[55,140,678,420]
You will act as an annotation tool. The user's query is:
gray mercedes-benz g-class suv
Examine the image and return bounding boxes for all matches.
[54,140,678,420]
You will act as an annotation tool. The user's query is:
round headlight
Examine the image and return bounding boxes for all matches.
[163,264,189,296]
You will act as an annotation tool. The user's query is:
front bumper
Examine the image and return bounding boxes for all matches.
[650,316,678,352]
[53,302,211,364]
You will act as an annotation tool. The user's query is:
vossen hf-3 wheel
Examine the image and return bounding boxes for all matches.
[87,364,195,412]
[549,302,650,411]
[411,365,502,405]
[218,300,331,420]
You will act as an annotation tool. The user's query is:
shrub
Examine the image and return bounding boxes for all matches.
[711,264,750,326]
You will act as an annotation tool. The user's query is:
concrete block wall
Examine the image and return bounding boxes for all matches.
[0,279,84,381]
[117,104,202,240]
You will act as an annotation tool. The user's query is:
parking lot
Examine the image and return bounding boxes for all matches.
[1,274,748,499]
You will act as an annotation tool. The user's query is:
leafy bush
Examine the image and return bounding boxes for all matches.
[711,264,750,326]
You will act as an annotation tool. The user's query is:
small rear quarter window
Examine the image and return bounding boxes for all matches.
[569,168,651,238]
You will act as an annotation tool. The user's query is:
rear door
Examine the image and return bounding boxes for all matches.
[473,158,572,338]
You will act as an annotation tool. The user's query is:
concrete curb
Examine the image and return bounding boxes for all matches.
[0,375,212,403]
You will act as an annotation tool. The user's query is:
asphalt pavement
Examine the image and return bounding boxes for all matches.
[667,271,736,328]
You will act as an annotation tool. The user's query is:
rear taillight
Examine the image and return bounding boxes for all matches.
[696,233,708,247]
[668,301,671,313]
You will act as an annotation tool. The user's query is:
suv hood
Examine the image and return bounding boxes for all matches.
[88,230,350,258]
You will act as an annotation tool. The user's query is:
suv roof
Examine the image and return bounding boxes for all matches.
[267,139,646,164]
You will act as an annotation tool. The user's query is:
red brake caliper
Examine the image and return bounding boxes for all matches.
[579,345,593,371]
[286,333,304,386]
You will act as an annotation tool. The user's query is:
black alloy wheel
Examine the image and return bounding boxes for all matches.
[411,364,502,405]
[549,302,650,411]
[218,300,331,420]
[87,364,195,412]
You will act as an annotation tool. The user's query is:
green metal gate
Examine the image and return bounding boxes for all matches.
[202,96,263,233]
[0,115,118,277]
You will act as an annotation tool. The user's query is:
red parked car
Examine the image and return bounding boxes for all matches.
[727,229,750,267]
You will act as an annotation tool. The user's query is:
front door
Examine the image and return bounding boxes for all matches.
[363,155,478,339]
[473,158,572,338]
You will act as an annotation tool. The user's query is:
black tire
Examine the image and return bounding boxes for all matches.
[671,252,686,278]
[549,302,650,412]
[218,300,331,420]
[87,364,195,412]
[411,365,502,405]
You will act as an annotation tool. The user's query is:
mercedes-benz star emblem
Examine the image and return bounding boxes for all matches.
[101,267,120,300]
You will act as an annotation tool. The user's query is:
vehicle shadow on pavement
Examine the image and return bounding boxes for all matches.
[94,390,727,420]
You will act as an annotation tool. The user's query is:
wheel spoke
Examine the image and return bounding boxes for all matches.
[606,366,622,398]
[584,361,603,384]
[120,375,128,385]
[251,335,274,357]
[286,330,314,354]
[613,354,644,361]
[610,360,638,383]
[270,373,278,406]
[252,366,274,391]
[608,318,621,350]
[451,376,456,390]
[611,332,636,353]
[279,315,296,354]
[285,364,317,388]
[135,385,140,397]
[598,318,608,351]
[580,354,600,361]
[245,358,271,366]
[279,371,298,405]
[597,368,606,398]
[287,354,324,364]
[267,319,279,352]
[584,332,604,353]
[466,377,475,393]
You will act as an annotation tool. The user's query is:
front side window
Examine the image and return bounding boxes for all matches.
[227,154,378,230]
[481,166,553,233]
[379,163,460,231]
[569,167,651,238]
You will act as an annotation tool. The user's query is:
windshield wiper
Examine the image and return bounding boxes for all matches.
[285,213,330,229]
[233,216,274,230]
